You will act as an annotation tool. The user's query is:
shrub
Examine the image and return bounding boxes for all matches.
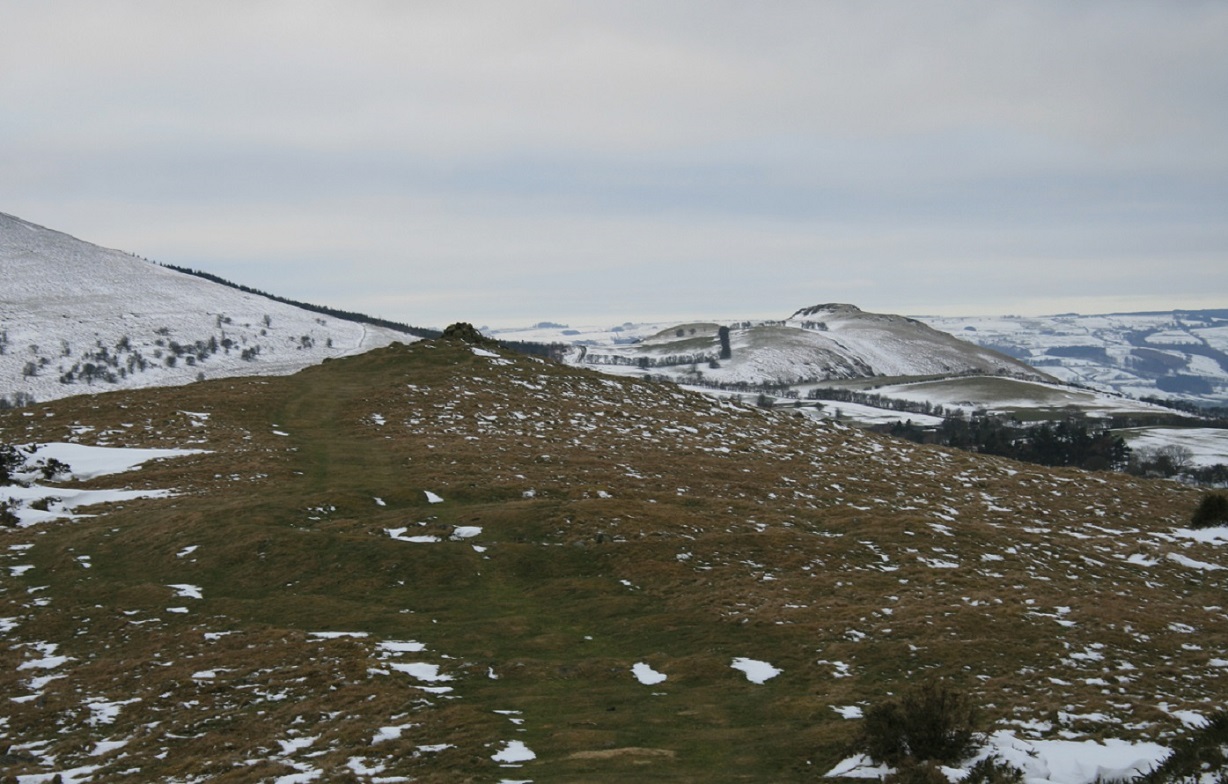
[1137,710,1228,784]
[859,679,980,766]
[0,444,23,485]
[1190,493,1228,529]
[0,500,18,527]
[964,756,1026,784]
[39,458,70,481]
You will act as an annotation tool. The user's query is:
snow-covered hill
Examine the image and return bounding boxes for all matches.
[0,211,413,406]
[919,311,1228,407]
[553,303,1048,387]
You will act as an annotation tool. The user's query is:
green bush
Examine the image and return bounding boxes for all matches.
[964,756,1026,784]
[859,679,981,766]
[1137,710,1228,784]
[0,444,23,485]
[1190,493,1228,530]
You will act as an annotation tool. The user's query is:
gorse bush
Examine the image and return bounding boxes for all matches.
[859,679,981,766]
[964,756,1026,784]
[0,443,23,485]
[1137,710,1228,784]
[1190,493,1228,530]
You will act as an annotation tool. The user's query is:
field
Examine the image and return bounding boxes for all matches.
[1,338,1222,782]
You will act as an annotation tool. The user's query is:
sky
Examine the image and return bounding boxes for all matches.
[2,1,1226,329]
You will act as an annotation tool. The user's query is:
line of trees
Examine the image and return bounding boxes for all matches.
[160,263,443,339]
[809,386,951,418]
[162,263,566,361]
[584,352,719,369]
[887,416,1131,472]
[1139,396,1228,425]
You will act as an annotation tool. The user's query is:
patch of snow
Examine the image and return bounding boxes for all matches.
[731,657,781,684]
[1172,526,1228,544]
[11,763,101,784]
[632,662,668,685]
[377,640,427,654]
[827,730,1169,784]
[85,697,139,726]
[372,724,414,744]
[18,645,71,670]
[388,662,453,682]
[1167,553,1223,571]
[424,491,444,504]
[386,527,442,543]
[825,753,891,779]
[277,736,318,755]
[975,730,1168,784]
[492,740,536,763]
[167,583,203,599]
[5,484,179,526]
[20,442,210,481]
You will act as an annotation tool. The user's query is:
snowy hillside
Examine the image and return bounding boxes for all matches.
[555,304,1047,388]
[0,212,413,405]
[920,311,1228,407]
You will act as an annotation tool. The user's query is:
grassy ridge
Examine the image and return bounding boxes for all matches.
[0,338,1219,782]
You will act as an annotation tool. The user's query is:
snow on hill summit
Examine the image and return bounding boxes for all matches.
[0,211,411,406]
[566,301,1048,387]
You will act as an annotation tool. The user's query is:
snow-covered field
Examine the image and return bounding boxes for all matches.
[919,311,1228,407]
[869,377,1171,418]
[1120,427,1228,466]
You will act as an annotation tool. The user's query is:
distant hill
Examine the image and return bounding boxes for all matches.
[919,310,1228,408]
[562,303,1049,388]
[0,211,421,406]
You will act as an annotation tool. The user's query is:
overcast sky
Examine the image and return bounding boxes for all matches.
[3,1,1226,329]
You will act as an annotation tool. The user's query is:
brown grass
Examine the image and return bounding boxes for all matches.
[0,339,1218,782]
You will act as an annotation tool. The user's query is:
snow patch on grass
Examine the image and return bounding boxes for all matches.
[731,657,781,684]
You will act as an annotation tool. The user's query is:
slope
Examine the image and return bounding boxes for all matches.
[0,336,1222,783]
[571,304,1048,389]
[0,211,412,406]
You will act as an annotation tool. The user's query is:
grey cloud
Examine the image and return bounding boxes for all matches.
[1,1,1225,326]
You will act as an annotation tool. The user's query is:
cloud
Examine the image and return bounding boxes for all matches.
[1,1,1225,325]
